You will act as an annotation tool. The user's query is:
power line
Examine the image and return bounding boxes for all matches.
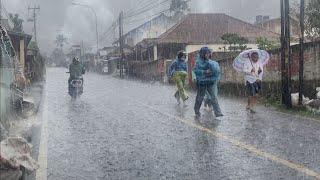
[100,30,115,43]
[100,31,112,40]
[2,6,13,24]
[125,0,170,19]
[125,0,160,15]
[124,0,171,19]
[124,4,170,22]
[101,21,117,37]
[124,9,170,27]
[28,5,40,43]
[101,35,115,45]
[99,20,118,43]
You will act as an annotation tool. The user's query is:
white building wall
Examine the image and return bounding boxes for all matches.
[125,15,176,46]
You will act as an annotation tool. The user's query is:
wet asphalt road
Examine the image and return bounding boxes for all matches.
[43,68,320,180]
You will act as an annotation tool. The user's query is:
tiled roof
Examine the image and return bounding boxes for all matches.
[158,13,279,44]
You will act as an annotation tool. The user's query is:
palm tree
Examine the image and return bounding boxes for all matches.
[169,0,191,19]
[55,34,68,49]
[9,14,24,32]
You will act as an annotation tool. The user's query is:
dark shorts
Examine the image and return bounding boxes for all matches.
[246,81,262,96]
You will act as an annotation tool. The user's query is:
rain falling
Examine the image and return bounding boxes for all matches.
[0,0,320,180]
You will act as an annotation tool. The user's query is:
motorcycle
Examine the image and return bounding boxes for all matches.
[67,72,83,98]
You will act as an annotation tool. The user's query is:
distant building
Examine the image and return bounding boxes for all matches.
[65,45,81,65]
[128,13,280,62]
[256,17,300,39]
[255,15,270,25]
[114,13,177,47]
[70,45,81,58]
[98,46,116,59]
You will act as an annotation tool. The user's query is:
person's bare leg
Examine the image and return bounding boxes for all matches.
[247,97,251,110]
[251,96,257,113]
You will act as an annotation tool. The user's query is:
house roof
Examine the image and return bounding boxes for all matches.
[136,38,159,48]
[8,31,32,45]
[124,13,170,37]
[108,44,133,56]
[101,46,116,51]
[158,13,279,44]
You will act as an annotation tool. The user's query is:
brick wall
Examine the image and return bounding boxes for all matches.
[128,59,166,81]
[129,42,320,99]
[218,41,320,98]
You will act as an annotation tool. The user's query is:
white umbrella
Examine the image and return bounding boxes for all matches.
[233,49,270,72]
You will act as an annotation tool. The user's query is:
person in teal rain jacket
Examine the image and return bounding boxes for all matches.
[193,47,223,118]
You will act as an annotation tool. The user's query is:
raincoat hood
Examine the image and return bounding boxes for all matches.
[199,47,211,59]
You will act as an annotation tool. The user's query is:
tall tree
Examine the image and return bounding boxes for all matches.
[221,33,239,48]
[305,0,320,39]
[256,37,279,50]
[221,33,249,51]
[28,41,39,50]
[237,36,249,51]
[170,0,190,19]
[290,0,320,39]
[50,48,66,67]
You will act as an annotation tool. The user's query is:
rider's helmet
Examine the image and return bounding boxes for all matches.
[72,57,80,63]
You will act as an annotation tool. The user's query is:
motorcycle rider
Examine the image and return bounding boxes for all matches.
[68,57,85,94]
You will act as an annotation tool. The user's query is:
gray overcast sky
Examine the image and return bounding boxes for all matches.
[2,0,283,54]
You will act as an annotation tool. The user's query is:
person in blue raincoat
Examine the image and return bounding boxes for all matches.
[169,50,189,104]
[193,47,223,118]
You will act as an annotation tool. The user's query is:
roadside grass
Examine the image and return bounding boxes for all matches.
[261,97,320,121]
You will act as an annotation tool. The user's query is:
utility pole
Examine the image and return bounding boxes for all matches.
[82,40,84,57]
[298,0,305,105]
[119,11,124,78]
[285,0,292,108]
[0,0,2,24]
[81,40,84,62]
[280,0,292,108]
[281,0,287,107]
[28,5,40,44]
